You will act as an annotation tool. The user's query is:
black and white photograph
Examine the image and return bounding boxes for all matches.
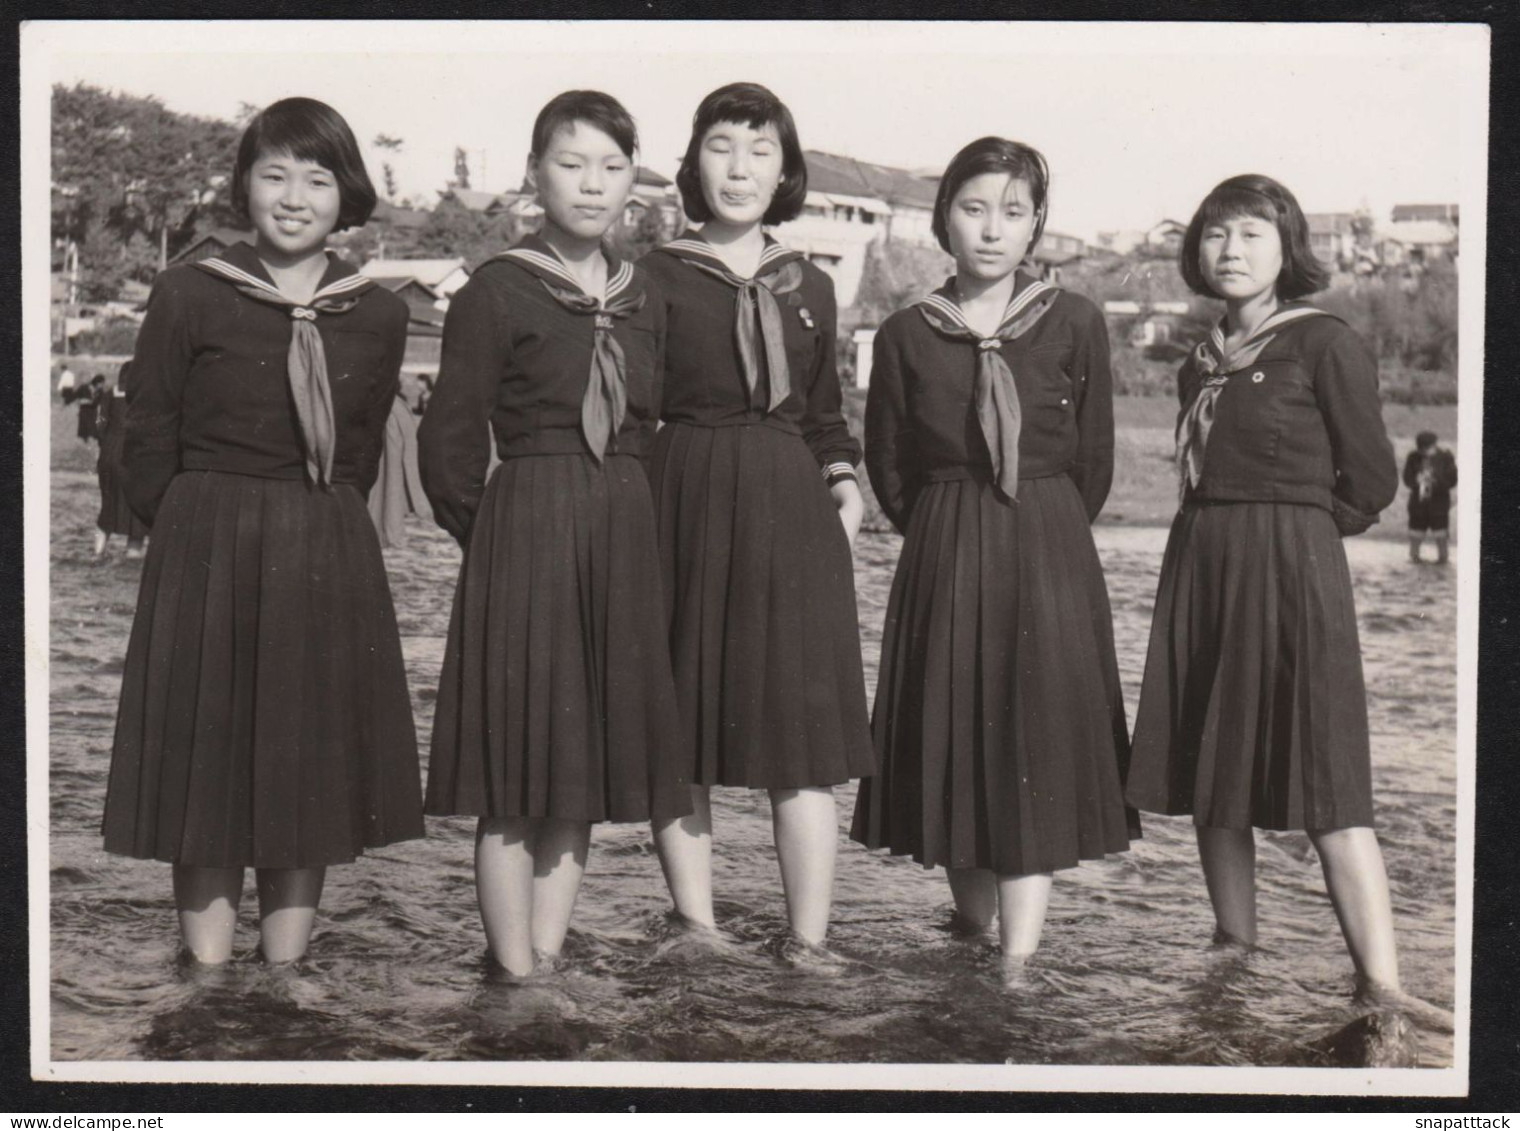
[21,18,1487,1095]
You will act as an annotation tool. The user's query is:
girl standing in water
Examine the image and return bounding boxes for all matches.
[419,91,689,977]
[104,98,423,964]
[1126,174,1406,997]
[641,83,873,950]
[849,137,1134,966]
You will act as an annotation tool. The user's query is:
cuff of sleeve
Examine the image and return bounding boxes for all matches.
[1331,496,1380,537]
[822,461,857,487]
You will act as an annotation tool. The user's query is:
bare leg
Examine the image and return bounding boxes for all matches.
[1408,534,1423,563]
[996,872,1054,959]
[1434,532,1449,564]
[476,816,536,975]
[1197,826,1258,945]
[255,867,326,963]
[653,785,716,930]
[946,867,997,933]
[529,818,591,960]
[1309,826,1400,990]
[93,529,108,556]
[173,864,243,964]
[770,786,838,945]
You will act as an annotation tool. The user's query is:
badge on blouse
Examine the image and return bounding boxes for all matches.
[798,307,815,329]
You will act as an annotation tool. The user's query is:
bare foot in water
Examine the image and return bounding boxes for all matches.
[653,912,738,958]
[1356,979,1454,1033]
[776,932,850,973]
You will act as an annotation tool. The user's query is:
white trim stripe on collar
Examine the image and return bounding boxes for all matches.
[919,278,1055,335]
[197,258,371,303]
[1207,305,1327,354]
[501,247,634,302]
[663,238,795,270]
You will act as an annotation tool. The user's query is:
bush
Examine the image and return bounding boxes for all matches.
[1315,269,1457,375]
[854,241,954,327]
[69,317,141,357]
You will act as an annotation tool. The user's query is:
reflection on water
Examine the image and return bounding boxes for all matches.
[49,473,1457,1066]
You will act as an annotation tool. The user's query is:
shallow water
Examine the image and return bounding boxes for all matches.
[48,472,1457,1066]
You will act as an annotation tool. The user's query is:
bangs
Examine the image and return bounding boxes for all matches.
[1195,183,1280,229]
[704,89,785,135]
[531,91,639,160]
[247,116,342,172]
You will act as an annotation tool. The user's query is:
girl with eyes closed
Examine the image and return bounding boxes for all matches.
[641,83,873,954]
[849,137,1135,969]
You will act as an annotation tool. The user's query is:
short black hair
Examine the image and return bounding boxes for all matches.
[530,90,638,160]
[1180,174,1328,301]
[1416,430,1439,449]
[232,97,376,232]
[932,137,1050,257]
[675,82,807,226]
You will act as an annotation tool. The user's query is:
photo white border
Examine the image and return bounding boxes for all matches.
[21,18,1489,1097]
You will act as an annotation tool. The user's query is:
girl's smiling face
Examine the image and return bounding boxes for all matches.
[697,119,784,228]
[1199,212,1284,305]
[529,120,635,244]
[245,150,342,262]
[945,173,1038,284]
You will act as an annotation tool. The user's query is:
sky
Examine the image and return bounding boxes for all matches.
[28,20,1487,244]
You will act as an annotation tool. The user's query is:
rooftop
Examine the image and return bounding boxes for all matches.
[802,150,941,209]
[447,188,503,212]
[1391,203,1459,224]
[1307,212,1355,234]
[359,258,470,287]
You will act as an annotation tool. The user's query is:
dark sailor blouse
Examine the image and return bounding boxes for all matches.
[639,239,861,479]
[416,238,666,543]
[864,286,1115,535]
[123,241,407,524]
[1175,309,1397,528]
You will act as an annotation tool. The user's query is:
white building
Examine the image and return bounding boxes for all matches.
[772,150,941,307]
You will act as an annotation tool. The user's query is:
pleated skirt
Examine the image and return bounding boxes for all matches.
[425,453,691,823]
[1125,501,1375,830]
[96,425,149,539]
[103,471,425,868]
[850,474,1134,875]
[649,421,874,790]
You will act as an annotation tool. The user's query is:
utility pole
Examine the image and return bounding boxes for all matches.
[59,184,78,358]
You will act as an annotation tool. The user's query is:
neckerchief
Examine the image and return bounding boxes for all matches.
[193,251,374,488]
[916,271,1059,500]
[660,234,806,412]
[1175,305,1330,500]
[490,237,643,461]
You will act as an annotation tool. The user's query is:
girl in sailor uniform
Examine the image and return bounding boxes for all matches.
[849,137,1135,965]
[641,83,873,951]
[418,91,689,977]
[103,98,423,964]
[1126,174,1405,994]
